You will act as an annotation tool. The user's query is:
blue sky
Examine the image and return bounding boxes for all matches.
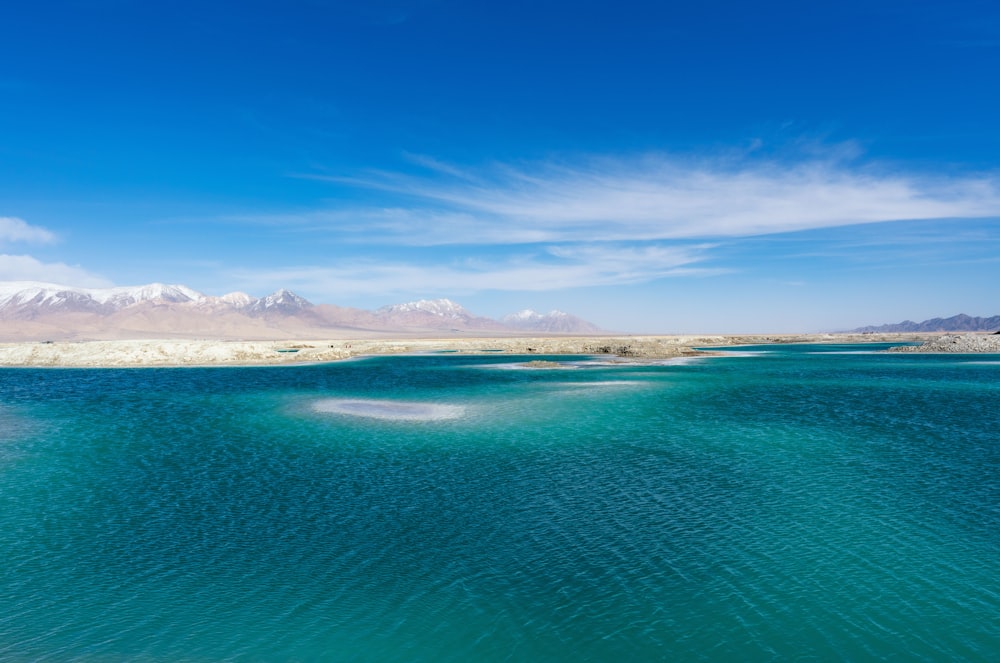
[1,0,998,332]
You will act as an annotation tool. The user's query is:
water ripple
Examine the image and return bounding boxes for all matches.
[0,352,997,660]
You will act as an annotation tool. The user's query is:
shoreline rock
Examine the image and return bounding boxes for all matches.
[887,334,1000,353]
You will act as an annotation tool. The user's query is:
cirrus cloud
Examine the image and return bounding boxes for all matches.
[293,152,1000,246]
[221,148,1000,301]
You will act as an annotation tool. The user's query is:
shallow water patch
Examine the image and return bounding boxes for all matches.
[550,380,642,388]
[474,361,580,371]
[311,398,466,422]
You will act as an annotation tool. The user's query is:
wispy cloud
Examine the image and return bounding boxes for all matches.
[294,152,1000,246]
[0,217,57,245]
[224,149,1000,299]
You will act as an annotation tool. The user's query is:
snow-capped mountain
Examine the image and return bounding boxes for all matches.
[376,298,470,319]
[247,288,313,316]
[503,309,548,325]
[0,281,208,316]
[0,282,104,315]
[373,298,501,330]
[0,281,605,340]
[218,291,254,307]
[103,283,206,307]
[502,309,604,333]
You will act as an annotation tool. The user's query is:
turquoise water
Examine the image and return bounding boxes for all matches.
[1,345,997,661]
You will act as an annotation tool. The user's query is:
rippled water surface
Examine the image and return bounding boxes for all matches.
[1,346,998,661]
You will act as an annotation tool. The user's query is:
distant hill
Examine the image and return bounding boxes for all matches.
[852,313,1000,333]
[502,309,604,334]
[0,282,605,341]
[373,298,502,331]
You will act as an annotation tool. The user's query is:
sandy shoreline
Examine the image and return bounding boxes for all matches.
[0,333,944,368]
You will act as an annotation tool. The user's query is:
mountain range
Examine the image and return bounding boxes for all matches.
[851,313,1000,333]
[0,281,604,341]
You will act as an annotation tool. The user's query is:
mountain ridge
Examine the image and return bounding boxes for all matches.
[0,281,605,340]
[502,309,604,334]
[852,313,1000,333]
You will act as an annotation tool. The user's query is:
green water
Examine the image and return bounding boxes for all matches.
[1,345,997,661]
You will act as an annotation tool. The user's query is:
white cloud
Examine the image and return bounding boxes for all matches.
[0,217,56,244]
[297,153,1000,245]
[0,254,112,287]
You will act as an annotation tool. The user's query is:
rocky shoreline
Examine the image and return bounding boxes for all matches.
[0,333,943,368]
[887,333,1000,353]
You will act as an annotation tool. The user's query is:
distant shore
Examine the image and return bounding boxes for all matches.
[0,333,956,368]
